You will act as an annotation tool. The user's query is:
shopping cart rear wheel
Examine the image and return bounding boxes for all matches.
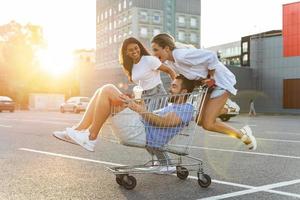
[176,166,189,180]
[116,175,124,186]
[198,174,211,188]
[122,175,137,190]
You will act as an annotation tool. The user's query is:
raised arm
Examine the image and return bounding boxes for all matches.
[157,64,177,80]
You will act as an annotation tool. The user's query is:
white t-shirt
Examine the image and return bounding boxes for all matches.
[132,55,162,90]
[165,48,237,95]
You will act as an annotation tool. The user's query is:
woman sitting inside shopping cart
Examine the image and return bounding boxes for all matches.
[53,74,196,158]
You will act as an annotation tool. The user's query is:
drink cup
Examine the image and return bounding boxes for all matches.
[133,85,143,100]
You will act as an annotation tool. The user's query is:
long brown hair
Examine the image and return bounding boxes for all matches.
[151,33,176,50]
[119,37,150,82]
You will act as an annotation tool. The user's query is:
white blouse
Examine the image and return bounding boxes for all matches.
[132,55,162,90]
[165,48,237,95]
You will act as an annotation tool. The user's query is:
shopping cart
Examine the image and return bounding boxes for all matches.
[101,86,211,190]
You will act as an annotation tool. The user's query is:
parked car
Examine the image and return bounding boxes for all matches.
[0,96,15,112]
[60,96,90,113]
[219,99,240,121]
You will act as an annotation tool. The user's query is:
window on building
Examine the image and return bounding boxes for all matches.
[109,22,112,30]
[153,13,161,24]
[140,11,148,22]
[109,8,112,16]
[114,20,117,28]
[101,13,103,21]
[242,42,248,53]
[109,36,112,44]
[105,11,108,19]
[123,0,127,9]
[114,34,117,43]
[178,16,185,26]
[118,3,122,12]
[242,54,248,65]
[190,17,197,28]
[129,1,132,7]
[153,28,161,36]
[190,32,197,43]
[140,27,148,37]
[178,31,185,41]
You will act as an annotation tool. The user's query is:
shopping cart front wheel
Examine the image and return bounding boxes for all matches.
[198,173,211,188]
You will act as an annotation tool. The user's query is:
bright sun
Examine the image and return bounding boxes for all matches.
[37,49,74,77]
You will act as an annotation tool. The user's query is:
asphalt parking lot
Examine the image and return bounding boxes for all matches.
[0,111,299,200]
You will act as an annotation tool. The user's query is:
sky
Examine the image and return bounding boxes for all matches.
[0,0,297,50]
[201,0,297,47]
[0,0,96,52]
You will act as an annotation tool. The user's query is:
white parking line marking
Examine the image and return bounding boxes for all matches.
[19,148,300,199]
[265,131,300,136]
[198,179,300,200]
[189,146,300,160]
[18,148,123,166]
[0,124,12,128]
[208,134,300,143]
[0,118,72,125]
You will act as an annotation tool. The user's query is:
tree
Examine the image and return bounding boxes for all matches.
[0,21,44,108]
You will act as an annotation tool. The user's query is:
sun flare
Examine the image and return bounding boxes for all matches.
[36,49,74,77]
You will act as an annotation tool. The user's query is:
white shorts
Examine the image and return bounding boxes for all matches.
[110,108,146,147]
[210,86,227,99]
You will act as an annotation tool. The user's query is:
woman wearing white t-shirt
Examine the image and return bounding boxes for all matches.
[151,33,257,151]
[120,37,177,110]
[119,37,177,164]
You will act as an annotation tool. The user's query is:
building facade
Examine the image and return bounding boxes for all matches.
[96,0,201,70]
[206,30,300,114]
[90,0,201,94]
[207,41,241,67]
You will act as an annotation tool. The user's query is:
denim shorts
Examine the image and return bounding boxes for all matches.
[210,86,227,99]
[142,84,167,111]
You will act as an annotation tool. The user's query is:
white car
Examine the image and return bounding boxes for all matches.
[60,96,90,113]
[219,99,240,121]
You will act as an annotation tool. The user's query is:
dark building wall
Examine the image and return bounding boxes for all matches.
[250,35,300,114]
[227,66,255,112]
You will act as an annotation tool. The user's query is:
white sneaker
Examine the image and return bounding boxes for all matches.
[240,125,257,150]
[53,130,77,145]
[159,166,176,174]
[67,129,97,152]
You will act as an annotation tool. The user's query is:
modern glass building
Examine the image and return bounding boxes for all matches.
[96,0,201,70]
[207,41,241,67]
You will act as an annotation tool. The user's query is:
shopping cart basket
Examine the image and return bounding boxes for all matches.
[101,86,211,190]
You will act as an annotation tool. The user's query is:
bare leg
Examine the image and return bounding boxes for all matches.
[88,84,125,140]
[200,92,250,143]
[73,88,101,130]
